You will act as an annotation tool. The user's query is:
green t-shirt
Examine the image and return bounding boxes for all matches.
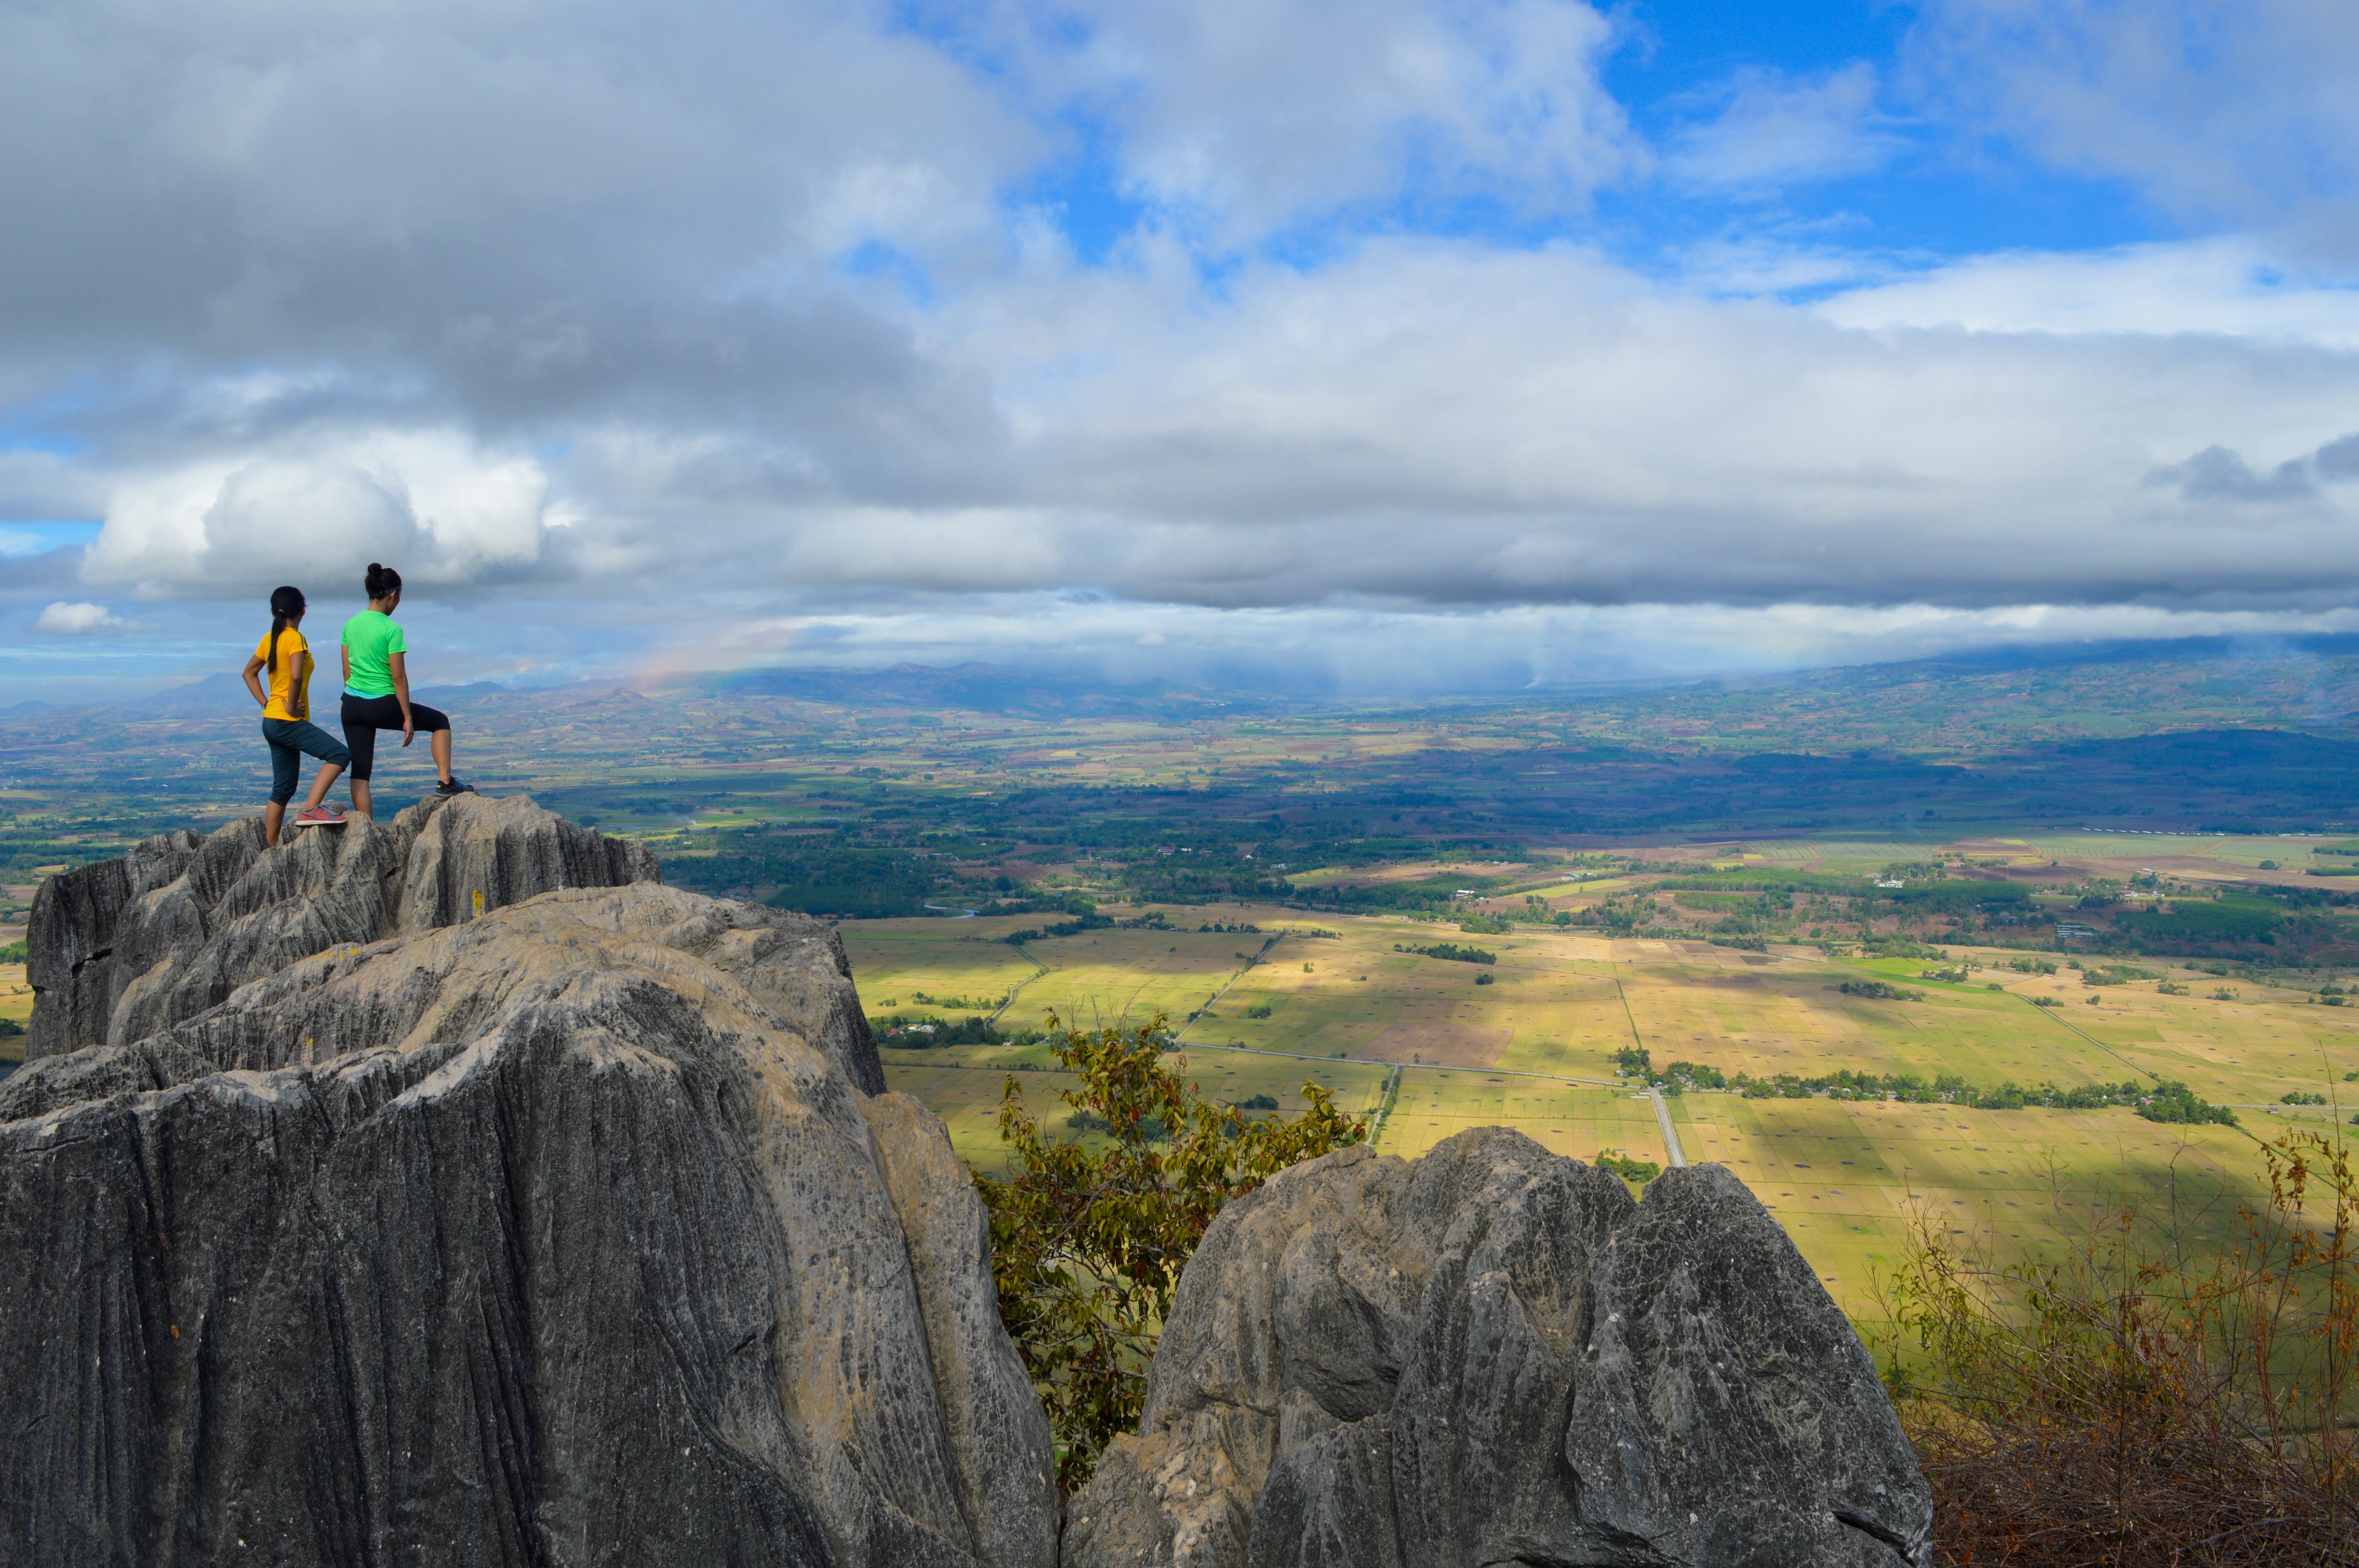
[341,610,407,698]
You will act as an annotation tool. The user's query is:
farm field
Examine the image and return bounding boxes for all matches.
[0,961,26,1067]
[1,909,26,1067]
[848,901,2359,1317]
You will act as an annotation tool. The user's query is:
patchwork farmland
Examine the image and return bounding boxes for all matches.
[851,898,2355,1320]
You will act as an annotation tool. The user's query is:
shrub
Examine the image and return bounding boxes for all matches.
[1408,942,1495,965]
[869,1013,1005,1046]
[2137,1080,2238,1126]
[1872,1132,2357,1564]
[0,939,25,964]
[977,1013,1367,1487]
[1242,1001,1274,1019]
[1839,979,1925,1001]
[1593,1148,1661,1188]
[1474,971,1494,985]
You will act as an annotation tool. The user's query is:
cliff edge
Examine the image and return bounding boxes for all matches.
[0,804,1050,1567]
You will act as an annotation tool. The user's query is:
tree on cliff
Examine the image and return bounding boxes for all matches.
[977,1012,1367,1486]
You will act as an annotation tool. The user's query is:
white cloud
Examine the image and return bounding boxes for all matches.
[1905,0,2359,250]
[946,237,2359,611]
[1816,237,2359,343]
[85,431,555,600]
[35,600,135,634]
[1666,64,1908,194]
[992,0,1639,240]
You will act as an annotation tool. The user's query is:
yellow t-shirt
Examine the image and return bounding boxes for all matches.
[254,627,313,721]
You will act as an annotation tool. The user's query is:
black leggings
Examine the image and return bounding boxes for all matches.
[340,693,451,781]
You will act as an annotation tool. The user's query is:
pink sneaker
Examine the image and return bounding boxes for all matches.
[294,805,346,827]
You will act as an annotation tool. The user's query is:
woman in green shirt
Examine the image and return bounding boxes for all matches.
[339,562,471,817]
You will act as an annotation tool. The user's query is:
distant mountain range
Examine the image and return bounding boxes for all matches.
[78,632,2358,739]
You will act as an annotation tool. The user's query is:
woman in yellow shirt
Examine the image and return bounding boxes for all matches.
[240,585,354,846]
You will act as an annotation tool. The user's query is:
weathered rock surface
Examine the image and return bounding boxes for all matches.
[1063,1129,1933,1568]
[12,802,1930,1568]
[0,879,1049,1566]
[23,793,663,1063]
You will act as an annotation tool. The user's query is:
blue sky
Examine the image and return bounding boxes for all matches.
[3,0,2357,701]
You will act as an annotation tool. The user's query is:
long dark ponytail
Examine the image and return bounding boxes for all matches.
[266,585,305,674]
[364,562,402,601]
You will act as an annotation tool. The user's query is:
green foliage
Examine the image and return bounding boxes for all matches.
[1837,979,1925,1001]
[0,939,24,964]
[1614,1044,1652,1076]
[2136,1080,2240,1126]
[666,828,946,916]
[0,1018,21,1038]
[1473,970,1494,984]
[870,1014,1007,1047]
[1661,1059,1726,1089]
[1119,845,1296,905]
[1242,1000,1274,1018]
[2111,895,2284,947]
[1454,912,1511,935]
[977,1014,1368,1488]
[1399,941,1495,965]
[1003,912,1112,944]
[1593,1148,1661,1188]
[1653,1054,2236,1120]
[1888,882,2032,916]
[1656,870,1861,895]
[2008,957,2058,975]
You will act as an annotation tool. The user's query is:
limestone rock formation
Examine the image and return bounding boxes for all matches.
[1,871,1046,1563]
[23,793,662,1064]
[1063,1130,1933,1568]
[9,800,1930,1568]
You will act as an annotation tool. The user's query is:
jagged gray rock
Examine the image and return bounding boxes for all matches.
[1063,1129,1933,1568]
[0,882,1052,1568]
[13,803,1930,1568]
[23,793,662,1063]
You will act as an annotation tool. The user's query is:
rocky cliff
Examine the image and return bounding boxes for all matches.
[22,794,665,1063]
[1063,1131,1934,1568]
[0,805,1050,1567]
[5,803,1930,1567]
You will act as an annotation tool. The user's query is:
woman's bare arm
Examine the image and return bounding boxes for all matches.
[242,653,270,709]
[390,650,416,744]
